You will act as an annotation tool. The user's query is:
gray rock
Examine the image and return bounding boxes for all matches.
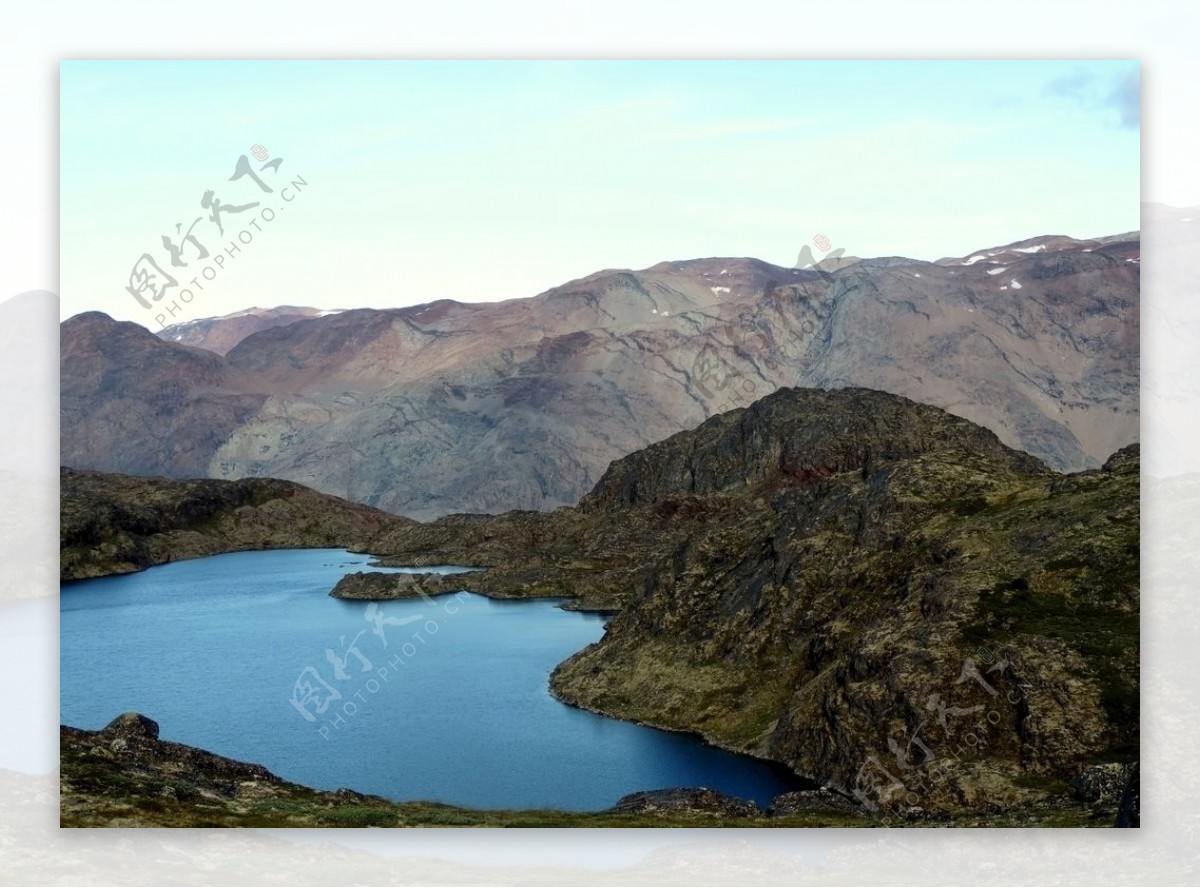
[1070,762,1134,804]
[1115,762,1140,827]
[610,788,760,817]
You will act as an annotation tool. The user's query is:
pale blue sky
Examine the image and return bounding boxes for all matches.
[60,60,1140,325]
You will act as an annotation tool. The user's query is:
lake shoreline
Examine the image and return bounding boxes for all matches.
[62,548,804,816]
[61,712,1120,828]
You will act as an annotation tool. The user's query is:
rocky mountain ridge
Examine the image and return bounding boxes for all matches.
[62,233,1138,519]
[351,387,1139,818]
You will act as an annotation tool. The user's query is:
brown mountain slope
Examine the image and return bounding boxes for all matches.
[62,235,1138,519]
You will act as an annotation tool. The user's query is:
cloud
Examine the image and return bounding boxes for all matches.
[1046,67,1097,100]
[1044,66,1139,130]
[1107,69,1141,130]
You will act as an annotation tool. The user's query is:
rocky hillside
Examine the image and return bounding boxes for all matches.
[61,234,1138,519]
[60,468,412,581]
[356,387,1139,819]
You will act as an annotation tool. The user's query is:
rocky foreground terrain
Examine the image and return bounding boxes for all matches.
[345,387,1139,821]
[62,234,1138,519]
[60,468,411,581]
[61,712,1127,827]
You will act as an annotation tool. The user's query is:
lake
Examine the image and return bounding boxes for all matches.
[60,549,804,812]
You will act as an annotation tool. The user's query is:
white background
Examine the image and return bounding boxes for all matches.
[1,1,1197,884]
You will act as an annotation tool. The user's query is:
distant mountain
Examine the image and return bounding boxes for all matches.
[61,233,1139,520]
[157,306,337,355]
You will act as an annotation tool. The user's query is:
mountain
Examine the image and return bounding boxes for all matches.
[61,234,1138,520]
[156,306,335,355]
[353,387,1139,819]
[60,468,412,581]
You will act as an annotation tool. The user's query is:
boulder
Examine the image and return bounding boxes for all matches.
[99,712,160,742]
[1070,762,1134,804]
[1114,762,1140,827]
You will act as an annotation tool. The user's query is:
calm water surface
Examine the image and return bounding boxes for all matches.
[60,549,802,811]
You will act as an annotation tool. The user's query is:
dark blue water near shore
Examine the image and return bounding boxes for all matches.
[60,549,802,811]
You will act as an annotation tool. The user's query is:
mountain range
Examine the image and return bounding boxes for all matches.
[61,233,1139,520]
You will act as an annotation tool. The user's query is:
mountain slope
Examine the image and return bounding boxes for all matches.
[357,387,1138,818]
[61,234,1138,519]
[157,306,331,355]
[60,467,412,580]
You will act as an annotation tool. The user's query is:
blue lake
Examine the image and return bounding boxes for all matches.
[60,549,803,812]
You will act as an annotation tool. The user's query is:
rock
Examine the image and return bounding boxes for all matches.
[100,712,160,742]
[1115,762,1140,827]
[769,788,865,817]
[1070,763,1134,804]
[330,571,448,600]
[609,788,760,817]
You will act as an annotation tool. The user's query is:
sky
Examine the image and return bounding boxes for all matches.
[60,60,1140,326]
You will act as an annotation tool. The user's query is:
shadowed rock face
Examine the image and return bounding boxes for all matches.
[59,467,412,581]
[358,387,1138,818]
[62,235,1138,519]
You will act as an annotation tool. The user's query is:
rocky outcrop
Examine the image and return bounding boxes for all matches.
[62,712,401,827]
[365,387,1138,819]
[330,571,456,600]
[61,235,1139,520]
[769,789,866,818]
[609,788,760,818]
[1070,763,1136,805]
[60,468,412,581]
